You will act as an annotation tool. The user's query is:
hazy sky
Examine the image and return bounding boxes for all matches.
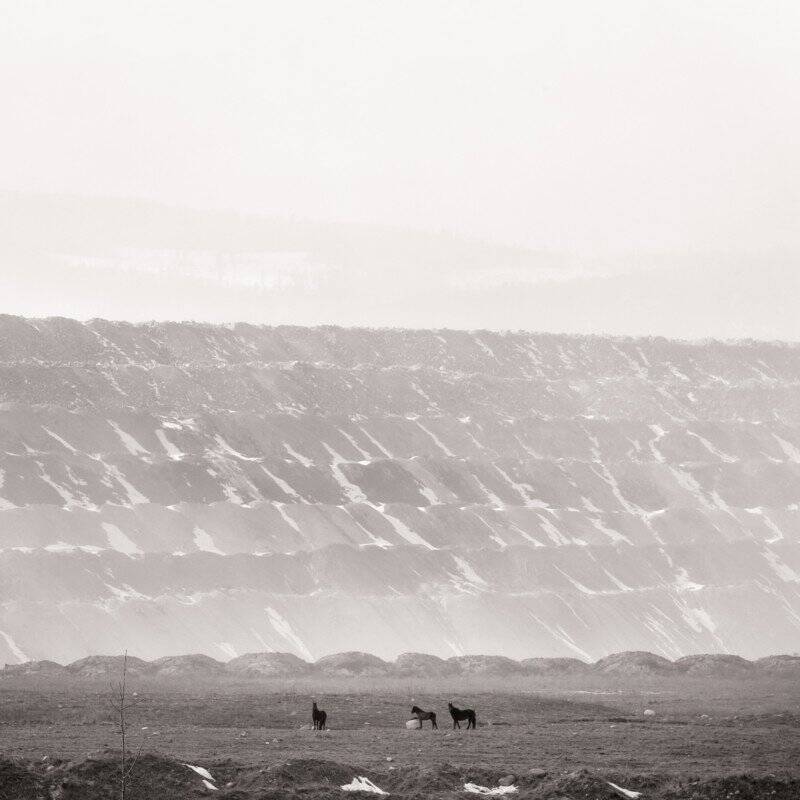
[3,1,799,255]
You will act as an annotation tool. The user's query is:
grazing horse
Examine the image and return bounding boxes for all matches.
[448,702,476,729]
[411,705,438,729]
[312,701,327,730]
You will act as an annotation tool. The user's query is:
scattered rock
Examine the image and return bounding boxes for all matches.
[528,769,547,778]
[643,709,656,716]
[498,774,516,786]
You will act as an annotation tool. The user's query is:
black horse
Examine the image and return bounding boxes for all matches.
[448,702,476,729]
[411,705,438,729]
[312,701,327,730]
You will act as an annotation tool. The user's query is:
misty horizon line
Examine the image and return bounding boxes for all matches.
[5,313,800,348]
[7,189,800,263]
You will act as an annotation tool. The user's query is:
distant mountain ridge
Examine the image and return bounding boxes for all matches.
[0,316,799,664]
[3,650,798,681]
[2,193,799,338]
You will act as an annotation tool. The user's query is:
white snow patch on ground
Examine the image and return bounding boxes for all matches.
[378,505,436,549]
[537,513,571,546]
[668,466,716,511]
[612,343,647,377]
[44,542,80,553]
[104,583,151,602]
[745,507,785,543]
[266,606,314,660]
[0,470,14,509]
[763,549,800,582]
[528,612,592,660]
[261,466,302,500]
[474,476,504,508]
[344,508,394,548]
[35,461,78,506]
[415,421,455,457]
[95,458,150,505]
[472,333,497,359]
[184,764,215,782]
[647,425,666,462]
[214,435,259,460]
[102,523,142,556]
[417,483,440,505]
[193,526,225,554]
[554,566,596,595]
[107,421,149,455]
[673,567,704,592]
[493,465,534,506]
[607,780,641,799]
[276,503,301,533]
[682,606,717,634]
[284,443,313,467]
[581,496,601,512]
[591,517,632,545]
[216,642,238,659]
[444,638,465,656]
[0,630,28,663]
[156,429,184,459]
[221,484,245,504]
[357,426,393,458]
[688,431,736,462]
[668,364,690,381]
[453,555,489,589]
[323,444,367,503]
[603,568,633,591]
[338,428,371,460]
[590,456,640,515]
[774,434,800,463]
[43,427,78,453]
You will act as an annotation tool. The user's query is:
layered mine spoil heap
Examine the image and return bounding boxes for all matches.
[0,316,799,664]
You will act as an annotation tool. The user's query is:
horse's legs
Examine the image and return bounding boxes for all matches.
[432,714,437,729]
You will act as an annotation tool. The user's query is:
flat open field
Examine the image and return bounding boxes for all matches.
[2,677,800,799]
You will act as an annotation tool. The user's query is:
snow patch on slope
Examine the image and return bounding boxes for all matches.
[102,523,142,557]
[0,630,28,663]
[193,527,225,555]
[266,606,314,660]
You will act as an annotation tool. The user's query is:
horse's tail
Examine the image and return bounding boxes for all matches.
[470,711,476,728]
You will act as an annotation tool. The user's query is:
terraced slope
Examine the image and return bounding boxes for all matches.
[0,317,798,663]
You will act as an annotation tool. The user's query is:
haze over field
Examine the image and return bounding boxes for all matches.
[1,1,799,337]
[2,193,799,339]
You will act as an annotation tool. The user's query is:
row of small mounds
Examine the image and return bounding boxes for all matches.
[3,650,800,681]
[4,755,800,800]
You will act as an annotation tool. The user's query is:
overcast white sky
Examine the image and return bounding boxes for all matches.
[1,2,799,336]
[3,0,799,252]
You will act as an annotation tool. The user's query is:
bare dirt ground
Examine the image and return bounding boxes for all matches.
[1,677,799,799]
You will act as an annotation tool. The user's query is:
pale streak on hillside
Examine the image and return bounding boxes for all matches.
[0,317,798,664]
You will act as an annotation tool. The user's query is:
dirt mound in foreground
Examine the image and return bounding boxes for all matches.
[0,759,41,800]
[593,651,679,676]
[675,653,754,676]
[227,652,312,677]
[3,753,800,800]
[394,652,458,676]
[52,753,213,799]
[314,651,392,676]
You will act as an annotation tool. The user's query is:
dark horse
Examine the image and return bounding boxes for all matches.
[312,701,327,730]
[448,702,476,729]
[411,705,438,729]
